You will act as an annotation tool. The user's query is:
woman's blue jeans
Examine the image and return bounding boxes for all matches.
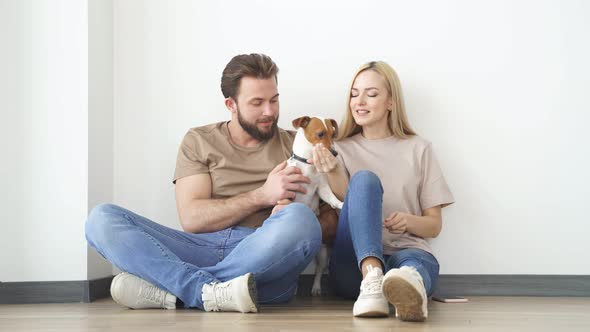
[329,170,440,299]
[85,202,321,309]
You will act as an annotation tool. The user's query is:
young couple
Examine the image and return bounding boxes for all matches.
[85,53,454,321]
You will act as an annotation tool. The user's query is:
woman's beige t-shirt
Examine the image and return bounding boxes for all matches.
[335,133,454,255]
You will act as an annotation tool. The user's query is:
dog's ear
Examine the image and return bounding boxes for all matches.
[292,116,311,129]
[327,119,338,138]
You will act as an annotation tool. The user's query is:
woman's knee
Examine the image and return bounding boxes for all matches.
[347,171,383,199]
[350,170,382,189]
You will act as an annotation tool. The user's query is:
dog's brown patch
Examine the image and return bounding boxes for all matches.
[318,202,339,247]
[292,116,338,152]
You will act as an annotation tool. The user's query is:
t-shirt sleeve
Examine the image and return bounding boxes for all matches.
[419,143,455,209]
[173,131,209,184]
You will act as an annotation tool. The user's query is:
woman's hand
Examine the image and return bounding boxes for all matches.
[308,143,348,201]
[383,212,412,234]
[383,207,443,238]
[309,143,339,173]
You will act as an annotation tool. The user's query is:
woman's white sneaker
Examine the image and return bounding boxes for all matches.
[110,272,176,309]
[381,266,428,321]
[202,273,258,313]
[352,265,389,317]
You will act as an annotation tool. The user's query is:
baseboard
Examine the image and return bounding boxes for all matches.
[0,276,114,304]
[86,275,115,302]
[297,274,590,297]
[435,274,590,297]
[2,274,588,304]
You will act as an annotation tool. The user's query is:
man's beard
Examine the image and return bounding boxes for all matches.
[237,107,278,142]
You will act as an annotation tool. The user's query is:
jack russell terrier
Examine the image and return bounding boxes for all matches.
[289,116,343,296]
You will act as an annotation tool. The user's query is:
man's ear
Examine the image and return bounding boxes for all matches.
[292,116,311,129]
[328,119,338,138]
[225,98,237,113]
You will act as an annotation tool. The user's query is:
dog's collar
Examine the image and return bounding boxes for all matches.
[289,149,338,165]
[290,153,310,164]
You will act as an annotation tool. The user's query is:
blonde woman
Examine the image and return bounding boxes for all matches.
[310,61,454,321]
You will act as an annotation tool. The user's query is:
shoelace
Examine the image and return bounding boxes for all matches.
[362,277,382,294]
[213,282,233,308]
[139,285,162,305]
[361,269,383,294]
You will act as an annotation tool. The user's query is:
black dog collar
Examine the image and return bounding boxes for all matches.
[290,154,310,164]
[289,149,338,165]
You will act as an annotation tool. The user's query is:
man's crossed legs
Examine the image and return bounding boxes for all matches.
[85,202,321,312]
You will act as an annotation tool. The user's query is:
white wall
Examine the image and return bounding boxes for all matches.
[113,0,590,275]
[2,0,587,282]
[88,0,114,280]
[0,0,89,281]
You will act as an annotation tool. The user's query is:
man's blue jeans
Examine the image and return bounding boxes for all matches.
[85,202,321,309]
[329,170,440,299]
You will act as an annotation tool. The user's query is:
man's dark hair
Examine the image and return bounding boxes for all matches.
[221,53,279,100]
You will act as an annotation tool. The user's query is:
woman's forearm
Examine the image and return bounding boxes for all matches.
[406,213,442,238]
[326,164,348,202]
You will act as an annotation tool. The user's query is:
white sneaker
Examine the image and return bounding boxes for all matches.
[382,266,428,321]
[352,265,389,317]
[202,273,258,313]
[110,272,176,309]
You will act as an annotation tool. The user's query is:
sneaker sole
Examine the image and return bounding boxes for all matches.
[246,273,259,313]
[352,296,389,318]
[354,309,389,318]
[382,275,425,322]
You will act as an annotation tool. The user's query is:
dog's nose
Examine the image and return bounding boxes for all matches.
[330,148,338,157]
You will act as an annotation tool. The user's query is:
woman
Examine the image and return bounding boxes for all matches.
[311,61,454,321]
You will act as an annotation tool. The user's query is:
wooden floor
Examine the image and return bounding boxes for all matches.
[1,296,589,331]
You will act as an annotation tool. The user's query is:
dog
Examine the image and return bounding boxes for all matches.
[289,116,343,296]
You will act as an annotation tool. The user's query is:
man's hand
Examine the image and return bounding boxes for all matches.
[308,143,339,173]
[383,212,412,234]
[257,161,310,206]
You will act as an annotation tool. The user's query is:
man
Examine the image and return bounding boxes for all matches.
[85,54,321,312]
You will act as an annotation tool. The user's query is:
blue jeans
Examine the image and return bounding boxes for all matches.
[329,170,440,299]
[85,202,321,310]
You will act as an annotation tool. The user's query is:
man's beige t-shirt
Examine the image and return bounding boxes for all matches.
[173,122,295,228]
[335,133,454,255]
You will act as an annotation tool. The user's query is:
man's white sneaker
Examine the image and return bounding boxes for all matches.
[352,265,389,317]
[110,272,176,309]
[382,266,428,321]
[202,273,258,313]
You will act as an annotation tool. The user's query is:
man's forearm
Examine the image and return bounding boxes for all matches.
[179,188,269,233]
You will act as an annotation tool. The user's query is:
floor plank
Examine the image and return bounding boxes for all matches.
[1,296,589,331]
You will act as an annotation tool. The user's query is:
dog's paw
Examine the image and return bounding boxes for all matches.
[311,285,322,296]
[334,201,343,210]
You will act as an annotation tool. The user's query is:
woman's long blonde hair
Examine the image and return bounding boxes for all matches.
[337,61,416,140]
